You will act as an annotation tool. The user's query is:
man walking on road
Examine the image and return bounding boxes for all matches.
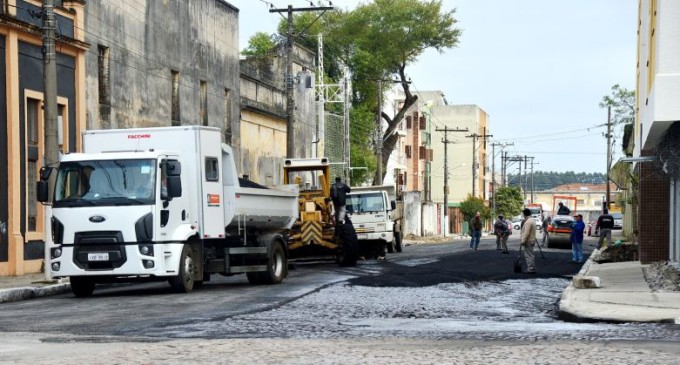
[570,214,586,263]
[330,177,351,225]
[520,208,537,274]
[597,208,615,248]
[469,212,483,250]
[541,213,551,245]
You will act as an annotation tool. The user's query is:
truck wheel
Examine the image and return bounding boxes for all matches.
[169,245,195,293]
[337,223,359,267]
[258,241,287,285]
[70,277,95,298]
[394,231,403,253]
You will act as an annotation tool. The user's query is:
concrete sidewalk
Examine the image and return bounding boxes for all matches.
[0,273,70,304]
[559,249,680,323]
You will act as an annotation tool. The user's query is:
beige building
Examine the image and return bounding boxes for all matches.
[532,183,621,221]
[239,44,317,186]
[430,104,490,204]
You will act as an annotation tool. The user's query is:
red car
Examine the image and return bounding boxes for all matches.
[587,220,600,237]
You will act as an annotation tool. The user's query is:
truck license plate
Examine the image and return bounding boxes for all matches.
[357,234,368,240]
[88,253,109,261]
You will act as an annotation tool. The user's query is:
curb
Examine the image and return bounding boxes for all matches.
[0,283,71,304]
[558,248,598,321]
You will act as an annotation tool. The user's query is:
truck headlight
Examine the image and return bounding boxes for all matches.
[51,262,60,272]
[51,247,62,259]
[138,244,154,256]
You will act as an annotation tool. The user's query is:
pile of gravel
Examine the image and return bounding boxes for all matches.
[643,261,680,292]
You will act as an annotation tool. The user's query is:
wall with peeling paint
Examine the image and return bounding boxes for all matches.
[84,0,240,145]
[238,44,317,185]
[403,191,422,237]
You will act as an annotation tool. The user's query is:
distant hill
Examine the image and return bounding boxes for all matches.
[507,171,606,192]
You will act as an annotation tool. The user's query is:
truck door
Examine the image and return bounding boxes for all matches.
[157,158,189,241]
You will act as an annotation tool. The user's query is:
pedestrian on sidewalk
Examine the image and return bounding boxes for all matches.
[596,208,615,248]
[570,214,586,263]
[519,208,537,274]
[494,215,510,252]
[469,212,483,250]
[541,213,551,245]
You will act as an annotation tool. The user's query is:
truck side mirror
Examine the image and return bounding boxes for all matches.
[165,176,182,199]
[390,200,396,210]
[166,160,181,176]
[37,181,49,203]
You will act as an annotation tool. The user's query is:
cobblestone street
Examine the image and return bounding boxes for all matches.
[3,333,680,365]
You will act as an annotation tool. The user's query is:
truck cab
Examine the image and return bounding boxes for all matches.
[346,186,402,255]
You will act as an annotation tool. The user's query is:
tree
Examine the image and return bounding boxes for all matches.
[600,84,636,155]
[460,194,490,221]
[241,32,277,58]
[493,186,524,218]
[344,0,461,183]
[248,1,461,184]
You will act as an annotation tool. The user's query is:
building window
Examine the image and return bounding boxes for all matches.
[171,70,180,125]
[224,88,231,143]
[200,80,208,126]
[98,45,110,125]
[26,98,41,232]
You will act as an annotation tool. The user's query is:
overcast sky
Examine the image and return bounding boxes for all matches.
[230,0,637,174]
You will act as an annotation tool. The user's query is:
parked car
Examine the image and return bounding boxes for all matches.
[612,212,624,229]
[512,217,542,231]
[587,220,600,237]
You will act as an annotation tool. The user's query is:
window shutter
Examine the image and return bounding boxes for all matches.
[419,116,426,130]
[405,116,412,129]
[405,145,412,158]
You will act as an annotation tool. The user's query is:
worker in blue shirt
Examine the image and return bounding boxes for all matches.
[570,214,586,263]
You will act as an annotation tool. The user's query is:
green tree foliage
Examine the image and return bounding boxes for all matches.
[349,105,377,184]
[600,84,636,155]
[241,32,276,57]
[493,186,524,218]
[253,1,461,184]
[460,194,490,221]
[345,0,461,183]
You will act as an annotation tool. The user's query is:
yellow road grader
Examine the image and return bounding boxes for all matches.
[283,158,358,266]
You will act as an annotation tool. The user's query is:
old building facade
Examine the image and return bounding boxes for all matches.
[0,0,87,275]
[635,0,680,262]
[239,44,317,186]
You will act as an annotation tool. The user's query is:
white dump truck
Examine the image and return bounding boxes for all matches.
[37,126,299,297]
[346,185,403,255]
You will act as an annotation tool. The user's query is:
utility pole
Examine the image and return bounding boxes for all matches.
[42,0,58,200]
[270,4,333,158]
[343,73,350,184]
[605,106,612,210]
[490,142,514,213]
[466,133,493,198]
[375,79,383,185]
[523,155,528,202]
[530,158,538,204]
[436,126,468,236]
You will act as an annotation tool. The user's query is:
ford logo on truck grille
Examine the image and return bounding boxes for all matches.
[89,215,106,223]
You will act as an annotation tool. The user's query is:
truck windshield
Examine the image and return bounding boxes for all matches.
[346,193,384,213]
[53,159,156,207]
